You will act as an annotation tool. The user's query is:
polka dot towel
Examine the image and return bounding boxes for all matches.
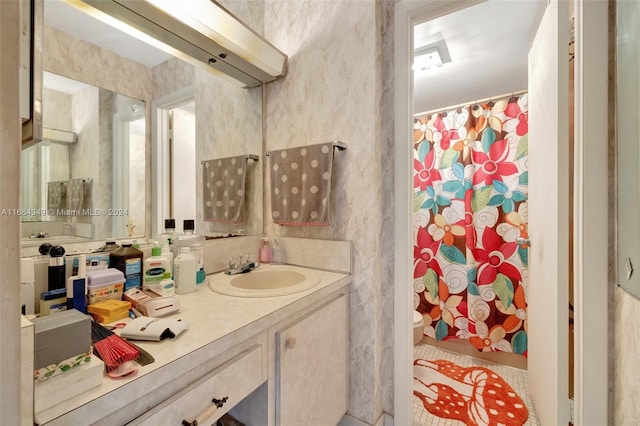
[202,155,247,223]
[269,143,334,226]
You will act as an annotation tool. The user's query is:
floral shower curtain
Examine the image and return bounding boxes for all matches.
[413,94,529,355]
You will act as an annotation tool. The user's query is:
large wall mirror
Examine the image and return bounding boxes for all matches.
[616,0,640,297]
[21,0,266,250]
[21,71,146,246]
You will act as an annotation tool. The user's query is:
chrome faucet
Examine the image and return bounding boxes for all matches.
[29,231,49,239]
[224,255,259,275]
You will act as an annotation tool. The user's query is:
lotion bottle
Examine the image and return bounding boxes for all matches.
[174,247,197,294]
[143,246,170,289]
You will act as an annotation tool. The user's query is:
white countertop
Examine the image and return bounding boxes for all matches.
[35,264,351,425]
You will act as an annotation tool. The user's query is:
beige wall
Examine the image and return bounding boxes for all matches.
[1,0,23,423]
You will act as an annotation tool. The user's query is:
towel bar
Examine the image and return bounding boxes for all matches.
[265,140,347,157]
[200,154,259,165]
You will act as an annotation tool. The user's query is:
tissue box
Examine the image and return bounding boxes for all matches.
[34,354,104,414]
[87,268,125,305]
[32,309,91,370]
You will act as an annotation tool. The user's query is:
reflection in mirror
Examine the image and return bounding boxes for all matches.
[616,0,640,297]
[20,71,146,246]
[21,0,265,251]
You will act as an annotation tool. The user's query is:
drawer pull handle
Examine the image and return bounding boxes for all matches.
[285,337,297,349]
[181,396,228,426]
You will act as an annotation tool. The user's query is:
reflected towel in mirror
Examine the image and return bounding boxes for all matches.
[47,181,67,211]
[66,178,85,211]
[269,142,334,226]
[202,155,247,223]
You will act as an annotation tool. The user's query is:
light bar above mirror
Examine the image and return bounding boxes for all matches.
[63,0,288,88]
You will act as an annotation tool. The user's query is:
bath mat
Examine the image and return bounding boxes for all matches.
[414,358,529,426]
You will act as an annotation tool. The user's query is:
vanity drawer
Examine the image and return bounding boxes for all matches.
[129,344,264,426]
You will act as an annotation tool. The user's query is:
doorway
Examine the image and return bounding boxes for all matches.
[393,1,608,425]
[152,87,196,236]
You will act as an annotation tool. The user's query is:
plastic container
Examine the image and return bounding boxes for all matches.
[94,239,120,253]
[146,271,175,297]
[108,241,143,292]
[154,218,180,246]
[160,243,174,276]
[271,237,286,265]
[259,237,271,264]
[174,247,197,295]
[143,246,171,289]
[47,245,66,291]
[173,219,206,283]
[87,268,125,305]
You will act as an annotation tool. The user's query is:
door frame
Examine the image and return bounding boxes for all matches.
[151,86,195,236]
[392,1,608,424]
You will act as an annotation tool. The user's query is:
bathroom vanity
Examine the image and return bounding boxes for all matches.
[33,264,351,426]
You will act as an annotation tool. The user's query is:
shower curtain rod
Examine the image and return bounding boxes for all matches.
[415,88,528,118]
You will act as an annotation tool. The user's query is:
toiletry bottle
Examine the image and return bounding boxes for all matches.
[159,272,175,297]
[155,218,179,246]
[94,239,120,253]
[161,243,174,276]
[259,237,271,264]
[66,254,87,313]
[47,245,66,291]
[143,246,170,289]
[174,247,197,294]
[20,258,35,315]
[271,237,286,265]
[109,240,144,292]
[173,219,206,283]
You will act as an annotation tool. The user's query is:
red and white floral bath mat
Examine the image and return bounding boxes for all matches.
[414,358,529,425]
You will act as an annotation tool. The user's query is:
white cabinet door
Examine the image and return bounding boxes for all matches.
[276,295,348,426]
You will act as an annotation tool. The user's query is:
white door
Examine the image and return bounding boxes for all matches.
[527,1,570,424]
[170,107,196,230]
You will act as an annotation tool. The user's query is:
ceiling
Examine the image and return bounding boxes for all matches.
[413,0,547,114]
[45,0,545,113]
[44,0,172,68]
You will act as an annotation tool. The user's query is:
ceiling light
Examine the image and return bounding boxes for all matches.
[413,47,443,71]
[413,40,452,72]
[64,0,287,88]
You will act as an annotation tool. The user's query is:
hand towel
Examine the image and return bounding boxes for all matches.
[269,142,334,226]
[202,155,247,223]
[66,179,85,211]
[47,181,67,211]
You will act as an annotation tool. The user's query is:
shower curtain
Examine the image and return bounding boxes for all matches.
[413,94,529,355]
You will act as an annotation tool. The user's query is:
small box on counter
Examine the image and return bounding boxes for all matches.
[87,299,131,323]
[34,354,104,415]
[31,309,91,370]
[87,268,125,305]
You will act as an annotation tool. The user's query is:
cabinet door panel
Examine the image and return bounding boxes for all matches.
[276,295,348,425]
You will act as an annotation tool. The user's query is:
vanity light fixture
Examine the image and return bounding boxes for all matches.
[63,0,288,88]
[413,40,451,72]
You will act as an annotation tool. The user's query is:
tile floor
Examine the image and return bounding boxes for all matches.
[413,342,540,426]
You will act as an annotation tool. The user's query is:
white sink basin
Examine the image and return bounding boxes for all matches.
[208,266,320,297]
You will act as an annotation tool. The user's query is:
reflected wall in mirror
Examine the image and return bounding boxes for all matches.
[20,0,265,250]
[20,71,146,246]
[616,0,640,297]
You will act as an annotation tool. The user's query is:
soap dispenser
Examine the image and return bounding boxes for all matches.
[259,237,271,264]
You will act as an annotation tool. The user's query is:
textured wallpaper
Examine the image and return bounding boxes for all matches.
[264,0,393,422]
